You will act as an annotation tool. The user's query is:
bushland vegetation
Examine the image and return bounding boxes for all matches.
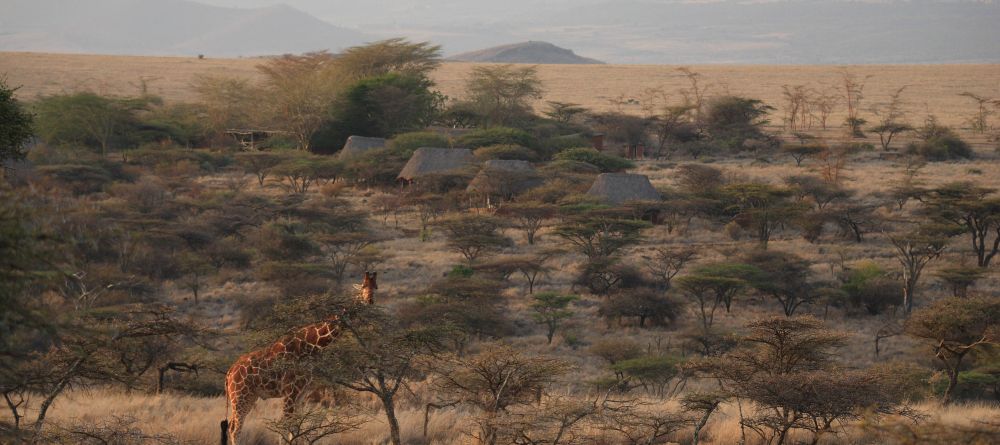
[2,47,1000,445]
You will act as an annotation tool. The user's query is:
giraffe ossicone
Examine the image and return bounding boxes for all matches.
[220,271,377,445]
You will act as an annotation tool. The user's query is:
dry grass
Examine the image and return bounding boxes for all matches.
[20,388,999,445]
[2,52,998,127]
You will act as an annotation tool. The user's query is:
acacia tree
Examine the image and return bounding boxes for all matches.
[33,92,153,156]
[869,86,912,151]
[720,183,803,248]
[435,214,512,264]
[743,250,814,316]
[543,101,588,124]
[782,144,825,167]
[235,151,286,186]
[642,246,697,291]
[554,210,649,260]
[191,74,261,145]
[888,225,951,314]
[464,65,544,127]
[530,292,578,344]
[839,68,870,138]
[958,92,997,133]
[921,182,1000,268]
[257,52,344,151]
[704,317,912,445]
[496,202,557,245]
[429,344,568,445]
[906,296,1000,404]
[335,38,442,80]
[321,309,447,445]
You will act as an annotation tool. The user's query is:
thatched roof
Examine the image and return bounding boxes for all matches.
[467,160,543,197]
[338,136,386,159]
[586,173,662,205]
[398,147,475,181]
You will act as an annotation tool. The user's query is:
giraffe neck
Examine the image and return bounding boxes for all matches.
[281,319,341,359]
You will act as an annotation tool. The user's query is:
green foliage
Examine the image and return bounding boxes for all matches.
[538,134,592,158]
[530,292,578,344]
[271,155,344,194]
[741,249,814,316]
[906,296,1000,403]
[720,183,803,248]
[553,148,634,173]
[388,131,450,156]
[129,147,232,173]
[782,144,825,166]
[0,79,34,166]
[543,101,588,123]
[473,144,538,162]
[448,265,475,278]
[139,102,211,148]
[316,73,444,151]
[33,92,158,154]
[611,355,684,396]
[0,187,59,377]
[435,214,513,264]
[555,211,649,260]
[907,125,973,161]
[703,96,774,148]
[35,162,130,195]
[464,65,544,128]
[335,38,442,79]
[458,127,535,149]
[840,261,898,315]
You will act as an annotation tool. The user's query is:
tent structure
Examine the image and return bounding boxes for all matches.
[338,136,386,159]
[397,147,475,182]
[467,160,543,203]
[586,173,662,205]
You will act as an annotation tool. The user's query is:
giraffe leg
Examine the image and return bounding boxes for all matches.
[228,398,256,445]
[281,388,303,443]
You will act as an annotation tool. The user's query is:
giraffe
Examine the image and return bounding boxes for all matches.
[220,271,377,445]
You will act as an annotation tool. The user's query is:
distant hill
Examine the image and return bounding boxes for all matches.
[449,42,604,65]
[0,0,369,57]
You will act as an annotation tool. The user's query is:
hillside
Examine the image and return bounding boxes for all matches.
[449,41,604,64]
[0,0,368,57]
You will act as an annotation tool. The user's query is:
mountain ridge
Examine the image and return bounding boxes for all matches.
[0,0,369,57]
[449,41,605,64]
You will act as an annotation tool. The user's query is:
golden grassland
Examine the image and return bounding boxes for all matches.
[2,52,999,128]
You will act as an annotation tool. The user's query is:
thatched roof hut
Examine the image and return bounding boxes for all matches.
[586,173,661,205]
[467,160,543,198]
[338,136,386,159]
[397,147,475,181]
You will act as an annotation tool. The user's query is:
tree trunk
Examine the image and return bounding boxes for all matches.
[32,357,84,440]
[380,395,402,445]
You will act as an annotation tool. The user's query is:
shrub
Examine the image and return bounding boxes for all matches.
[840,261,899,315]
[538,134,592,158]
[473,144,538,161]
[540,159,601,175]
[554,148,633,173]
[36,163,115,195]
[389,131,450,156]
[458,127,535,149]
[907,130,973,161]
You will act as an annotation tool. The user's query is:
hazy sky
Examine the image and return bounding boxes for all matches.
[2,0,997,63]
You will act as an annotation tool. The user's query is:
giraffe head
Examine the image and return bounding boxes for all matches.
[359,271,377,305]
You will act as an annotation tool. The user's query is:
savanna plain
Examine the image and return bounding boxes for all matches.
[1,49,999,445]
